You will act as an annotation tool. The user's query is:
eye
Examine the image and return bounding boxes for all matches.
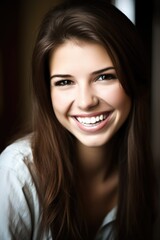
[97,73,117,81]
[54,79,74,86]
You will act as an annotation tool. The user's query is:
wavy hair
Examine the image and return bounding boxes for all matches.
[31,0,156,239]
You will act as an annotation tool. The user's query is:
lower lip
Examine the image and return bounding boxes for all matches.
[73,113,113,133]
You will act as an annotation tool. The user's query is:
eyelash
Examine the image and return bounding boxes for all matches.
[54,79,74,86]
[53,73,117,87]
[96,73,117,81]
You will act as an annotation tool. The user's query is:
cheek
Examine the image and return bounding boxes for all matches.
[51,91,72,115]
[100,84,131,110]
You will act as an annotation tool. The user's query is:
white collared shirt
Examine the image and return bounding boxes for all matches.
[0,136,116,240]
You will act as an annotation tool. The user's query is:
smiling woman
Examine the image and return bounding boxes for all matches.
[50,41,131,147]
[0,0,157,240]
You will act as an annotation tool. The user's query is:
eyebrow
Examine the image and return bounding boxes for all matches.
[50,67,115,80]
[92,67,115,75]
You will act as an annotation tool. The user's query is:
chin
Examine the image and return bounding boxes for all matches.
[78,136,112,148]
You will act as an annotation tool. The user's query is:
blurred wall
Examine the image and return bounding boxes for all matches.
[151,0,160,166]
[0,0,59,151]
[151,4,160,238]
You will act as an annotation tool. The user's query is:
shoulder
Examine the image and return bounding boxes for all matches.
[0,134,36,198]
[0,134,43,239]
[0,134,33,165]
[0,133,36,191]
[0,134,33,177]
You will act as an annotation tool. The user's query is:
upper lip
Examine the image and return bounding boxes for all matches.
[71,111,112,118]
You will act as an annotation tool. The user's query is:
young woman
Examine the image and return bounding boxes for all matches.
[0,0,157,239]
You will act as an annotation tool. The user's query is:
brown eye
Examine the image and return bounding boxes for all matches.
[54,79,73,86]
[97,74,117,81]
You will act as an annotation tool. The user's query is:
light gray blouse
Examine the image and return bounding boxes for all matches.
[0,136,116,240]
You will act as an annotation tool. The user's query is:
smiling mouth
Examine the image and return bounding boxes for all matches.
[75,112,111,126]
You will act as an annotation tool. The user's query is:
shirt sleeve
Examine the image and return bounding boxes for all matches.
[0,137,43,240]
[0,165,33,240]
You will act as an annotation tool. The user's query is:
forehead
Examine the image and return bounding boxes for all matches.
[49,40,114,75]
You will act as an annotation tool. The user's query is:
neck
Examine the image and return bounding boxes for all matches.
[75,140,119,227]
[76,141,114,180]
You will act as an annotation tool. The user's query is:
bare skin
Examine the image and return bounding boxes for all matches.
[76,141,119,239]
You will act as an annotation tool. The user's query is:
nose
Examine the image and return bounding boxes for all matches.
[76,85,99,110]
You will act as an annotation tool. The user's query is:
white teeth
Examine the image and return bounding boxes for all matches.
[91,117,96,123]
[100,115,103,120]
[76,114,107,125]
[96,116,99,121]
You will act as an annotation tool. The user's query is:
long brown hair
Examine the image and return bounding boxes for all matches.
[31,0,156,239]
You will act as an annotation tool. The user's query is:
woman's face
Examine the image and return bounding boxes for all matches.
[50,40,131,147]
